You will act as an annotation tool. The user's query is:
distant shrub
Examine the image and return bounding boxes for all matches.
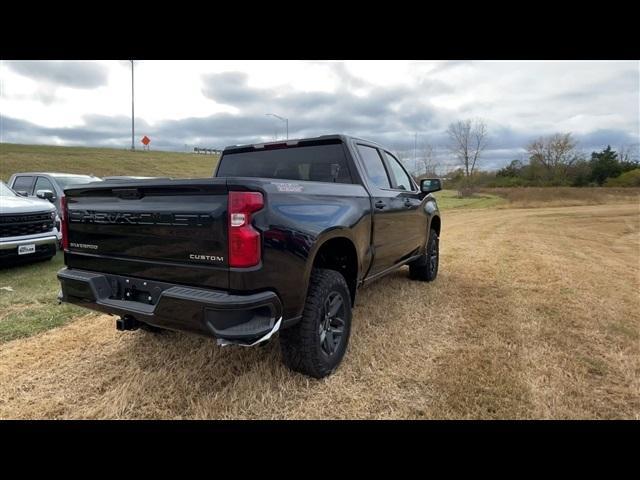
[486,176,528,187]
[605,169,640,187]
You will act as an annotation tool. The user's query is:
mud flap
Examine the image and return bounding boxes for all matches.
[216,317,282,347]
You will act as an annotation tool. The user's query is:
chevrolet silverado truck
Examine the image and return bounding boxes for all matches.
[1,181,59,264]
[57,135,442,378]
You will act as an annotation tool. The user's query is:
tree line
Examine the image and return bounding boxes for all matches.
[403,118,639,195]
[493,136,639,188]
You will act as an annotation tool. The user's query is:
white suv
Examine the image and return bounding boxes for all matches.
[0,182,60,264]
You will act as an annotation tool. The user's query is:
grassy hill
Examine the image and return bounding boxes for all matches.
[0,143,219,182]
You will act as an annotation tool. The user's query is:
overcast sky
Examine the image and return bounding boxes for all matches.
[1,60,638,171]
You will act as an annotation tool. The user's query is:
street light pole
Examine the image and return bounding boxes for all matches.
[131,60,135,151]
[266,113,288,140]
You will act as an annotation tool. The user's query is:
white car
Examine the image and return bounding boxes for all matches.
[0,181,60,264]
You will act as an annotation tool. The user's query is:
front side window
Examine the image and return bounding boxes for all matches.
[357,145,391,189]
[12,176,35,194]
[384,152,414,191]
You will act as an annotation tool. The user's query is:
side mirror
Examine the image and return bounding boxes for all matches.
[36,189,56,202]
[420,178,442,193]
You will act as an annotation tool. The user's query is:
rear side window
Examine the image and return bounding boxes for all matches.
[12,176,35,194]
[35,176,55,194]
[217,144,353,183]
[383,152,415,191]
[357,145,391,189]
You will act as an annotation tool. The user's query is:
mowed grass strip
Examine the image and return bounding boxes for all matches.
[483,186,640,208]
[0,202,637,419]
[433,189,506,210]
[0,143,218,181]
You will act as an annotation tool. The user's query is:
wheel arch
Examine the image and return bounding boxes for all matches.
[430,215,441,236]
[305,232,359,306]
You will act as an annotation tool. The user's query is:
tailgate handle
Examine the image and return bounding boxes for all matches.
[113,188,143,200]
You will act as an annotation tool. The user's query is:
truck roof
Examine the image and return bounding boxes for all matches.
[11,172,100,178]
[223,134,387,153]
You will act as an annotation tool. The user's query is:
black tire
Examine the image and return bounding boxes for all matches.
[409,228,439,282]
[280,268,352,378]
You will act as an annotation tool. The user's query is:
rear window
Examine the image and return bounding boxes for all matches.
[217,144,353,183]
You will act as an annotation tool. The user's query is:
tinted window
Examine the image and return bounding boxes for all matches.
[12,176,34,194]
[217,144,352,183]
[384,152,414,191]
[35,176,55,194]
[357,145,390,189]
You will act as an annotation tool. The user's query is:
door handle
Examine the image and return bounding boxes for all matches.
[404,199,412,208]
[375,200,386,210]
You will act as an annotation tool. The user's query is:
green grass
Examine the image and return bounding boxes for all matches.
[433,189,506,210]
[0,143,219,182]
[0,252,89,343]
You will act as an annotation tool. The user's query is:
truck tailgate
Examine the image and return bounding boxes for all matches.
[64,179,229,290]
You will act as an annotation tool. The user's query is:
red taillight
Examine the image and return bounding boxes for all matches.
[228,191,263,268]
[61,195,69,251]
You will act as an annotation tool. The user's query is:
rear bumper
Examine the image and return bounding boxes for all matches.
[57,267,283,344]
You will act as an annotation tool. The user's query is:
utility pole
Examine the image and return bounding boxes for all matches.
[413,132,418,173]
[131,60,135,151]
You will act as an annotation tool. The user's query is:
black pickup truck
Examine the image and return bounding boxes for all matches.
[57,135,442,377]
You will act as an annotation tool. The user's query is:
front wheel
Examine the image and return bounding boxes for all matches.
[409,228,439,282]
[280,268,352,378]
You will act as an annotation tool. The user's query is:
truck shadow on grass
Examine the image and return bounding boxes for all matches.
[98,267,470,418]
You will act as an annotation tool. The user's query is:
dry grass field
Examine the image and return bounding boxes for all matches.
[484,187,640,208]
[1,201,638,419]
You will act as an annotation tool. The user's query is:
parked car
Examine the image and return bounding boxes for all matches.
[0,181,59,264]
[57,135,442,377]
[8,172,102,218]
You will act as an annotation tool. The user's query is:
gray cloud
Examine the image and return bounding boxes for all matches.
[201,72,259,106]
[5,61,109,89]
[199,69,447,147]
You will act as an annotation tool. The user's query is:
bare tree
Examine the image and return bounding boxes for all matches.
[618,143,640,164]
[416,142,439,176]
[446,119,489,177]
[526,133,580,178]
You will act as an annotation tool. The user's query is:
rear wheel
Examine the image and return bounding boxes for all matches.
[409,228,439,282]
[280,268,352,378]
